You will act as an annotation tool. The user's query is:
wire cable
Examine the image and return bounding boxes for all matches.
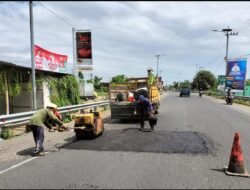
[36,1,74,28]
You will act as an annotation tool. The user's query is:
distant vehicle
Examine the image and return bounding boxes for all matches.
[180,87,191,97]
[79,81,97,101]
[225,94,234,105]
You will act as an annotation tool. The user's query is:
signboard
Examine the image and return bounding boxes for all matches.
[225,58,247,92]
[218,75,226,85]
[217,75,226,92]
[75,31,93,70]
[34,45,68,73]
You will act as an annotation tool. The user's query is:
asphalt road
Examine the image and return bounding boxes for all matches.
[1,92,250,189]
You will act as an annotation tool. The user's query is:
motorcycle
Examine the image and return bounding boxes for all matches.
[199,91,203,97]
[225,94,234,105]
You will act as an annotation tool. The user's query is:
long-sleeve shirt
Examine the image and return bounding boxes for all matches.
[135,98,153,115]
[30,108,63,129]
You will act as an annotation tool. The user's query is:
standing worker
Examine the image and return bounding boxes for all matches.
[135,95,154,131]
[28,103,66,156]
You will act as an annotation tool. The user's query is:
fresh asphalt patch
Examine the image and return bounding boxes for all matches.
[62,129,215,155]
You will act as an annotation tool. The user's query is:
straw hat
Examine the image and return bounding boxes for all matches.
[46,102,57,109]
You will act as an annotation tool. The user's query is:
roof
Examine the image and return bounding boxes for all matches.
[0,60,30,70]
[0,60,69,76]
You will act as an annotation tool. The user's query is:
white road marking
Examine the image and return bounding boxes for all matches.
[0,157,37,175]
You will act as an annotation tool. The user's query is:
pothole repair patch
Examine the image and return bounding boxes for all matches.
[65,130,212,155]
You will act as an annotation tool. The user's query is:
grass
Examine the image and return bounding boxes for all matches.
[205,91,250,107]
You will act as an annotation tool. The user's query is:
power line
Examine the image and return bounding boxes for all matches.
[213,59,225,75]
[231,5,250,29]
[36,1,74,28]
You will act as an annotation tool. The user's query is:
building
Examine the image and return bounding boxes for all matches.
[0,60,68,115]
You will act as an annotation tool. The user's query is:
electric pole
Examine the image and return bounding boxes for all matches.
[29,1,37,110]
[212,26,238,90]
[155,54,165,86]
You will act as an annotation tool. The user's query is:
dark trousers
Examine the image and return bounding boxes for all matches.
[140,114,145,128]
[140,114,154,129]
[31,125,44,152]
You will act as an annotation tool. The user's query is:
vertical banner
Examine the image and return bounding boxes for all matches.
[217,75,226,92]
[225,58,247,92]
[34,45,68,73]
[75,30,93,71]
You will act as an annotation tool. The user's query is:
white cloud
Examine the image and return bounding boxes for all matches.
[1,1,250,84]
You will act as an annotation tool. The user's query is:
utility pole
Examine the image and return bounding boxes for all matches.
[29,1,37,110]
[213,26,238,62]
[212,26,238,90]
[155,54,165,86]
[72,27,77,76]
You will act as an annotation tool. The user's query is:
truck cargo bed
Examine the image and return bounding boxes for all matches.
[110,102,137,120]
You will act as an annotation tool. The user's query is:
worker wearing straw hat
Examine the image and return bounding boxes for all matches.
[28,102,66,156]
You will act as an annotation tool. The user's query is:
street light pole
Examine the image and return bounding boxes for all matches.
[212,26,238,90]
[212,26,238,62]
[29,1,37,110]
[155,54,165,86]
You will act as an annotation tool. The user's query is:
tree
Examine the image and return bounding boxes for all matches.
[191,70,217,90]
[110,74,127,83]
[93,76,103,90]
[172,81,179,89]
[245,79,250,86]
[180,80,191,88]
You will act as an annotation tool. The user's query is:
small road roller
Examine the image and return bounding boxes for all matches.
[73,111,104,139]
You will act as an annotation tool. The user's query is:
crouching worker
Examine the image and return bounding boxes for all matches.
[28,103,66,156]
[135,95,154,131]
[48,108,63,132]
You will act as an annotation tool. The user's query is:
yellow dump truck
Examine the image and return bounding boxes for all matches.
[109,69,160,120]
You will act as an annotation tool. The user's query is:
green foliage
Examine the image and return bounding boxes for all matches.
[111,74,127,83]
[8,82,22,97]
[191,70,217,90]
[48,75,80,107]
[1,127,14,140]
[0,72,6,94]
[93,76,103,90]
[86,79,93,83]
[245,79,250,86]
[0,71,22,97]
[180,80,191,88]
[63,113,72,123]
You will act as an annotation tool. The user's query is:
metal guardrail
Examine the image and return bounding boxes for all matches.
[234,95,250,100]
[208,91,250,100]
[0,100,110,127]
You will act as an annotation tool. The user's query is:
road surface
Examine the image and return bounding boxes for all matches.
[1,92,250,189]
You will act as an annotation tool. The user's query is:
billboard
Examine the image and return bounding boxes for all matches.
[225,58,247,92]
[75,31,93,70]
[34,45,68,73]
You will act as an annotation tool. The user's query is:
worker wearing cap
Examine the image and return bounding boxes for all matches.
[29,102,65,156]
[135,95,153,131]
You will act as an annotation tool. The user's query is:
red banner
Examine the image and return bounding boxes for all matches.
[34,45,68,73]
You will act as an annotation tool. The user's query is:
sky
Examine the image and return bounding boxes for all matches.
[1,1,250,85]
